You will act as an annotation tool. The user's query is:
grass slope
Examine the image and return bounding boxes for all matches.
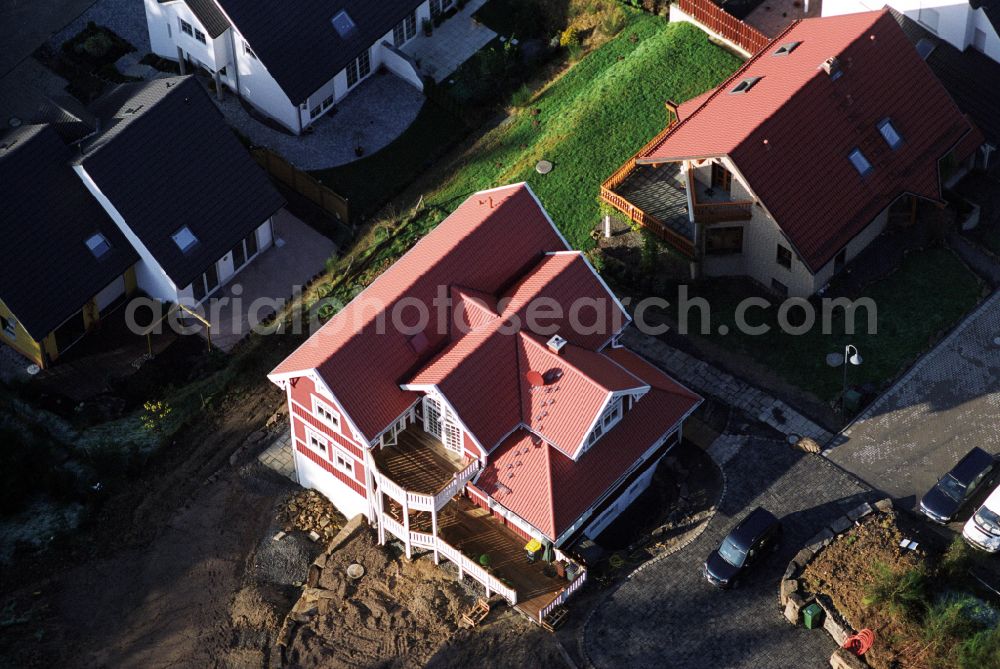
[427,17,741,248]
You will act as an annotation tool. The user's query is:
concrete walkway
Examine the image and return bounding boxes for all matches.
[199,208,336,351]
[622,329,836,444]
[259,433,298,483]
[824,289,1000,510]
[403,0,496,83]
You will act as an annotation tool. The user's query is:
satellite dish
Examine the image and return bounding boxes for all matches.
[525,370,545,387]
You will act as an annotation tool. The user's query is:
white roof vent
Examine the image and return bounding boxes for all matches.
[546,334,567,354]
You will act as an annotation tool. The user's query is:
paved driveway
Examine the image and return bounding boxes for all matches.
[825,290,1000,511]
[584,437,872,669]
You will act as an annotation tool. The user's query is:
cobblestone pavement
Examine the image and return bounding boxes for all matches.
[259,432,297,483]
[215,72,427,170]
[623,329,836,445]
[583,437,873,669]
[825,289,1000,511]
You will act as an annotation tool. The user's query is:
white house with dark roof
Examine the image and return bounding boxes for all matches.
[144,0,444,134]
[823,0,1000,63]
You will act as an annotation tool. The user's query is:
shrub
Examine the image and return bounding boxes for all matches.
[862,561,928,619]
[600,6,629,37]
[140,400,173,434]
[958,625,1000,669]
[559,26,580,47]
[510,83,533,108]
[77,32,114,59]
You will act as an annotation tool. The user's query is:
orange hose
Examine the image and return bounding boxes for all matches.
[842,629,876,656]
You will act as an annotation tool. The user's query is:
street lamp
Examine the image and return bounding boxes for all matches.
[840,344,862,414]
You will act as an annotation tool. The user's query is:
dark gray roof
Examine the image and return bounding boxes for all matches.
[970,0,1000,35]
[893,10,1000,145]
[216,0,424,103]
[159,0,231,38]
[0,125,138,340]
[79,76,285,291]
[29,95,98,143]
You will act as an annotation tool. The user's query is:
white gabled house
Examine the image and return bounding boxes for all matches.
[823,0,1000,62]
[144,0,446,135]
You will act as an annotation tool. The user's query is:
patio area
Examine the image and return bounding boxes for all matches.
[373,425,466,495]
[403,0,497,83]
[437,497,570,621]
[614,163,695,241]
[196,208,337,352]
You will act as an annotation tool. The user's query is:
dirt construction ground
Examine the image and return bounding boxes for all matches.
[0,372,569,669]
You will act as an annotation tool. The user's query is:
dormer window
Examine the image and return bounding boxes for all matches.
[730,76,762,94]
[773,41,801,56]
[85,232,111,259]
[331,10,357,38]
[877,119,903,149]
[848,148,872,176]
[172,225,198,253]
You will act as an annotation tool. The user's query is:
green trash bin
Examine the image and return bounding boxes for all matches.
[802,603,824,629]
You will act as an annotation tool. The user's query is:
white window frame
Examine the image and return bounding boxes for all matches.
[243,41,257,59]
[331,446,352,475]
[877,119,903,150]
[848,148,872,176]
[312,396,341,430]
[304,426,329,456]
[85,232,111,259]
[346,48,371,89]
[180,19,193,37]
[194,28,207,44]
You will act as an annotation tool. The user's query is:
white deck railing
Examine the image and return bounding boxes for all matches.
[379,514,517,605]
[434,459,481,508]
[537,566,588,623]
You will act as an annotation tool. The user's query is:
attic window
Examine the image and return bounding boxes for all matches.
[730,76,762,94]
[172,225,199,253]
[848,148,872,176]
[878,119,903,149]
[773,41,801,56]
[331,10,357,37]
[85,232,111,259]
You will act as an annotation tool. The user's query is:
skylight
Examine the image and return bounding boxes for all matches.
[915,38,936,60]
[848,148,872,176]
[172,226,199,253]
[730,76,762,94]
[85,232,111,259]
[331,10,357,37]
[773,41,801,56]
[878,119,903,149]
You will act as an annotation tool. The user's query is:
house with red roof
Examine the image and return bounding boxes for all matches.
[268,183,701,624]
[601,10,982,297]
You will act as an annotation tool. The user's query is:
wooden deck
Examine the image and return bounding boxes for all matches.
[438,497,567,621]
[373,426,465,495]
[615,163,695,241]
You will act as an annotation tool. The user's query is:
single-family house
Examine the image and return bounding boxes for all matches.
[0,125,139,368]
[0,76,284,368]
[268,183,702,624]
[144,0,446,134]
[823,0,1000,63]
[601,10,983,297]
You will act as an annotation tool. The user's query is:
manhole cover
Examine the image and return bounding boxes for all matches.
[25,364,40,376]
[535,159,553,174]
[826,352,844,367]
[347,563,365,579]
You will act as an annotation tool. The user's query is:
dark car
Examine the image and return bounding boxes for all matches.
[920,447,997,524]
[704,507,781,589]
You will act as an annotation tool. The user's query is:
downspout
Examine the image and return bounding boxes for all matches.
[228,28,241,97]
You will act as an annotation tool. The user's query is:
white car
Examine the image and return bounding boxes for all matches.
[963,482,1000,552]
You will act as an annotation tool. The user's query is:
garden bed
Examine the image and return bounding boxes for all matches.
[800,510,1000,669]
[35,22,137,102]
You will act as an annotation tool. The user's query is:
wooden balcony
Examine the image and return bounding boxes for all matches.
[692,201,754,223]
[373,425,465,496]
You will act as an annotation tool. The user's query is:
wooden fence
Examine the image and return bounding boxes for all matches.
[676,0,772,56]
[252,147,350,224]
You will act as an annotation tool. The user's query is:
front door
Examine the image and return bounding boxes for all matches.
[217,251,236,285]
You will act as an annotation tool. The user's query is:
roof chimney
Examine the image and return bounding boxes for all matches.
[821,57,842,79]
[546,334,567,355]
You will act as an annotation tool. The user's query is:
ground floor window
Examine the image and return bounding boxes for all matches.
[332,447,352,475]
[346,48,371,89]
[190,262,220,303]
[705,226,743,255]
[430,0,454,17]
[393,11,417,46]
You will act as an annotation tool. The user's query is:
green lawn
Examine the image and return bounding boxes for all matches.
[668,248,982,401]
[425,17,741,249]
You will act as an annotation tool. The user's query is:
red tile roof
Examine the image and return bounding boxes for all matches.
[269,184,569,442]
[476,348,701,541]
[639,10,977,272]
